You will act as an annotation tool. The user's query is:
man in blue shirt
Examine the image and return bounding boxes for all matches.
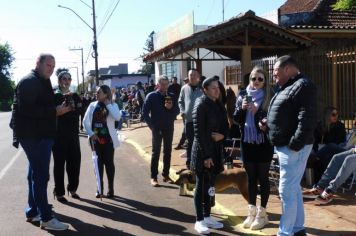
[143,76,180,187]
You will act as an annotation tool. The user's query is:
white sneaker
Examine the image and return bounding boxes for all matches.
[204,216,223,229]
[40,218,69,231]
[250,206,269,230]
[194,221,210,234]
[242,204,256,228]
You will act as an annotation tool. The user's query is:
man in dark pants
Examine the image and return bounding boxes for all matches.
[143,76,180,187]
[178,69,203,169]
[11,53,70,231]
[52,71,82,203]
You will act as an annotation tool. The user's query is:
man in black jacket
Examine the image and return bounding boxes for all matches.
[11,53,70,231]
[267,55,317,236]
[143,76,180,187]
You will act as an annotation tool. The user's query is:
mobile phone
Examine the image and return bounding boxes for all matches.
[246,95,252,103]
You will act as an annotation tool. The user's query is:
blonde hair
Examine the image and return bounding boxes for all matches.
[249,66,271,111]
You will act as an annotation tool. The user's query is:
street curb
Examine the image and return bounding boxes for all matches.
[124,137,269,236]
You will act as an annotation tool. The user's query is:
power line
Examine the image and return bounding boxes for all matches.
[98,0,121,36]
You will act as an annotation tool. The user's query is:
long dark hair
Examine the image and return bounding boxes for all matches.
[321,106,338,133]
[99,85,112,101]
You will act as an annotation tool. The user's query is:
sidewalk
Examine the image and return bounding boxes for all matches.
[120,120,356,236]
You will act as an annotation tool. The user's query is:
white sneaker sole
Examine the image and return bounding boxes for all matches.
[205,223,223,229]
[40,225,69,231]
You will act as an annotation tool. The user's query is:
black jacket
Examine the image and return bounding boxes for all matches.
[11,70,56,140]
[54,90,82,138]
[142,90,180,130]
[190,95,229,174]
[267,73,317,151]
[233,89,268,138]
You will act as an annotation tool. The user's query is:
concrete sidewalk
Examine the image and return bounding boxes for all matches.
[120,119,356,236]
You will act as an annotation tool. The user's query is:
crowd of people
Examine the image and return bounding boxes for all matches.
[9,53,356,235]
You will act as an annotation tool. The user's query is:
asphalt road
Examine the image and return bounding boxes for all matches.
[0,112,238,236]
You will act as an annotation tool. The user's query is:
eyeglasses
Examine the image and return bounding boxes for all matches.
[251,77,264,82]
[331,112,338,117]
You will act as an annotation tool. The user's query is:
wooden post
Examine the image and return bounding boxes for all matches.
[195,59,202,75]
[241,45,252,78]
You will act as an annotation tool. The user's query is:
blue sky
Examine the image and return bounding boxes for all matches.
[0,0,286,85]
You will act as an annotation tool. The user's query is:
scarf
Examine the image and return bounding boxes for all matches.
[243,85,265,144]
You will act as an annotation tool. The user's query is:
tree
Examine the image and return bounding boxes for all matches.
[0,43,15,111]
[138,31,155,75]
[332,0,356,10]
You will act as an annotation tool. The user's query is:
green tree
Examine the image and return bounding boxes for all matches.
[138,31,155,75]
[0,43,15,111]
[332,0,356,10]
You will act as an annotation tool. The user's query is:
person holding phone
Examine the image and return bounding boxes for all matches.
[142,76,180,187]
[83,85,121,198]
[233,66,273,230]
[190,77,228,235]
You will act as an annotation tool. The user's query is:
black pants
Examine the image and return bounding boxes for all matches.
[95,143,115,194]
[177,117,186,147]
[194,171,216,221]
[244,162,271,208]
[53,136,81,196]
[151,127,174,179]
[185,122,194,167]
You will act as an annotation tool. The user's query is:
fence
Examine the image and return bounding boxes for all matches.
[224,46,356,130]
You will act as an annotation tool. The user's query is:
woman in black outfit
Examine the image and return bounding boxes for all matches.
[190,77,229,235]
[233,66,273,230]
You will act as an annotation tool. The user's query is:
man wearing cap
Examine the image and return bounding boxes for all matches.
[143,76,180,186]
[52,71,82,203]
[178,69,203,169]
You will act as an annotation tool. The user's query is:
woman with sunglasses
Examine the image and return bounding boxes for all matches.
[312,106,346,182]
[83,85,121,198]
[233,66,273,230]
[53,71,82,203]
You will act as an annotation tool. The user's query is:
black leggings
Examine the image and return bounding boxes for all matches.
[95,143,115,194]
[244,162,271,208]
[194,171,215,221]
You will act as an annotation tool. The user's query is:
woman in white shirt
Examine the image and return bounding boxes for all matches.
[83,85,121,198]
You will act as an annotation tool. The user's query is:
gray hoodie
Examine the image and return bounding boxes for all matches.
[178,84,203,123]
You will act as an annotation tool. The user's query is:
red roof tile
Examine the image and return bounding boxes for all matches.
[281,0,356,28]
[280,0,322,14]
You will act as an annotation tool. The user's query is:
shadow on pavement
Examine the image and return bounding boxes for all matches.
[47,212,135,236]
[64,197,196,236]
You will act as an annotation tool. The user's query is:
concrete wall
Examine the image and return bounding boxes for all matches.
[110,75,150,89]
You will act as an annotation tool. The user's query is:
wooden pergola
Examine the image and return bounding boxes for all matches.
[144,10,313,77]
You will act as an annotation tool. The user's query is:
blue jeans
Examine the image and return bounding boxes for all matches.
[275,144,313,236]
[317,148,356,192]
[20,138,54,221]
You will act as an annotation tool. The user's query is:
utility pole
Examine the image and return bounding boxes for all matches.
[69,47,85,93]
[58,1,99,86]
[222,0,225,21]
[92,0,99,86]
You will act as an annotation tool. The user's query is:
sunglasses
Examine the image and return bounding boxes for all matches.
[331,112,338,117]
[251,77,264,82]
[61,77,72,81]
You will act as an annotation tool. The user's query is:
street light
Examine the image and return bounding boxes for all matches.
[70,48,85,93]
[68,66,79,91]
[58,1,99,86]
